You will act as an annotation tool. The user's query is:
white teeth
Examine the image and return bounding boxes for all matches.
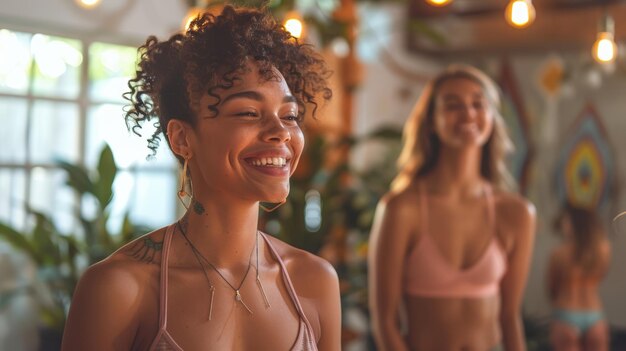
[250,157,287,167]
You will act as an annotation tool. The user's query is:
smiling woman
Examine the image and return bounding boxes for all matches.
[60,5,340,351]
[368,64,536,351]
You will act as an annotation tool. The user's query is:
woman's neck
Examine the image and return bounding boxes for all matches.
[426,146,485,197]
[178,197,260,268]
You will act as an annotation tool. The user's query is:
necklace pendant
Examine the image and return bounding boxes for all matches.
[235,290,253,314]
[208,286,215,321]
[256,277,271,308]
[235,290,242,301]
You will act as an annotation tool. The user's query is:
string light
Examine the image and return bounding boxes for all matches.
[283,12,305,39]
[425,0,452,7]
[183,7,204,31]
[592,13,617,63]
[505,0,535,29]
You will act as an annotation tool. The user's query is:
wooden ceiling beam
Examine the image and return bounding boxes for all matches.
[407,2,626,56]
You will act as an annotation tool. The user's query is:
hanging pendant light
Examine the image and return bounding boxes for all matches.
[592,13,618,63]
[505,0,535,29]
[283,11,305,39]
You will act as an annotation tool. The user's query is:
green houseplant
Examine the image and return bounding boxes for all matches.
[0,144,146,333]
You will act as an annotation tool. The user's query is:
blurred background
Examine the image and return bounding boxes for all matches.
[0,0,625,350]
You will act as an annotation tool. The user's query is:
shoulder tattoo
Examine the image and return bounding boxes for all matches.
[124,237,164,264]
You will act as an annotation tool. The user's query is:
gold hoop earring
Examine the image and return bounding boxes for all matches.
[260,200,286,213]
[178,157,192,210]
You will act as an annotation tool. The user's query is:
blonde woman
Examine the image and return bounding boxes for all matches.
[548,202,611,351]
[368,64,536,351]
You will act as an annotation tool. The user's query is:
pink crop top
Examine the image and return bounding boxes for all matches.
[149,225,318,351]
[404,184,507,298]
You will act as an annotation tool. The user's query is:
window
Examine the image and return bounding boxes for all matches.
[0,29,178,235]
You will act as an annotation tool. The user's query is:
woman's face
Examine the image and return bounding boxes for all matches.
[186,62,304,204]
[432,77,495,149]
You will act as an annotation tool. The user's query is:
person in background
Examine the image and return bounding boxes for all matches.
[548,202,611,351]
[61,6,341,351]
[368,64,536,351]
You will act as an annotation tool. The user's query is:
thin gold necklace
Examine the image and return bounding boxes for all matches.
[176,222,215,320]
[177,222,270,317]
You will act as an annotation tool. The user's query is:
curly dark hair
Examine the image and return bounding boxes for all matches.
[124,5,332,159]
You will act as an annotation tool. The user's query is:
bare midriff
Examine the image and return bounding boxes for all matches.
[405,295,501,351]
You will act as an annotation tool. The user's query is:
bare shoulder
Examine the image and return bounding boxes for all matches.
[494,190,536,226]
[378,184,420,216]
[74,226,168,304]
[492,191,536,252]
[63,228,168,349]
[264,235,338,294]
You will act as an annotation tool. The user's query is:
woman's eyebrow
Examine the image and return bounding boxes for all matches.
[221,91,298,104]
[221,91,263,104]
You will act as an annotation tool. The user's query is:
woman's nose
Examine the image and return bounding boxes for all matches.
[459,104,477,120]
[261,115,291,143]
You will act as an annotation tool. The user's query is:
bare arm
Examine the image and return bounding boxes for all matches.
[314,259,342,351]
[499,198,536,351]
[61,260,142,351]
[368,193,413,351]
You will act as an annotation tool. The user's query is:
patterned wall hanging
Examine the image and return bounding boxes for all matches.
[554,103,615,209]
[499,60,533,194]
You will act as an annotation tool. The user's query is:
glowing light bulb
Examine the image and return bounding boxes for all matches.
[593,33,617,63]
[592,14,617,64]
[75,0,101,9]
[505,0,535,29]
[183,7,204,31]
[284,16,304,39]
[425,0,452,7]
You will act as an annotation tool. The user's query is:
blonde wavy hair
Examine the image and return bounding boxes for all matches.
[391,64,515,192]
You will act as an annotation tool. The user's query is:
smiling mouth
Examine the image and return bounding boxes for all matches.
[246,157,288,167]
[458,124,479,131]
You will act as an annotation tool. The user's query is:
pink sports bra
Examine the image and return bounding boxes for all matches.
[404,184,507,298]
[149,225,318,351]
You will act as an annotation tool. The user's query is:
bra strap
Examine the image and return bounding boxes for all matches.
[259,233,317,340]
[158,224,176,330]
[484,184,496,233]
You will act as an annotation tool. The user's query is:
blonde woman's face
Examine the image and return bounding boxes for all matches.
[432,77,494,149]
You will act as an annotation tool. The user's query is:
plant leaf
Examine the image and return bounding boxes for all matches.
[30,211,62,266]
[56,160,95,196]
[0,222,37,261]
[94,144,117,209]
[365,126,402,140]
[408,19,448,46]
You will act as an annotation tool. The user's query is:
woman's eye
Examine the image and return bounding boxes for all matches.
[282,114,299,122]
[445,104,462,110]
[235,111,259,117]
